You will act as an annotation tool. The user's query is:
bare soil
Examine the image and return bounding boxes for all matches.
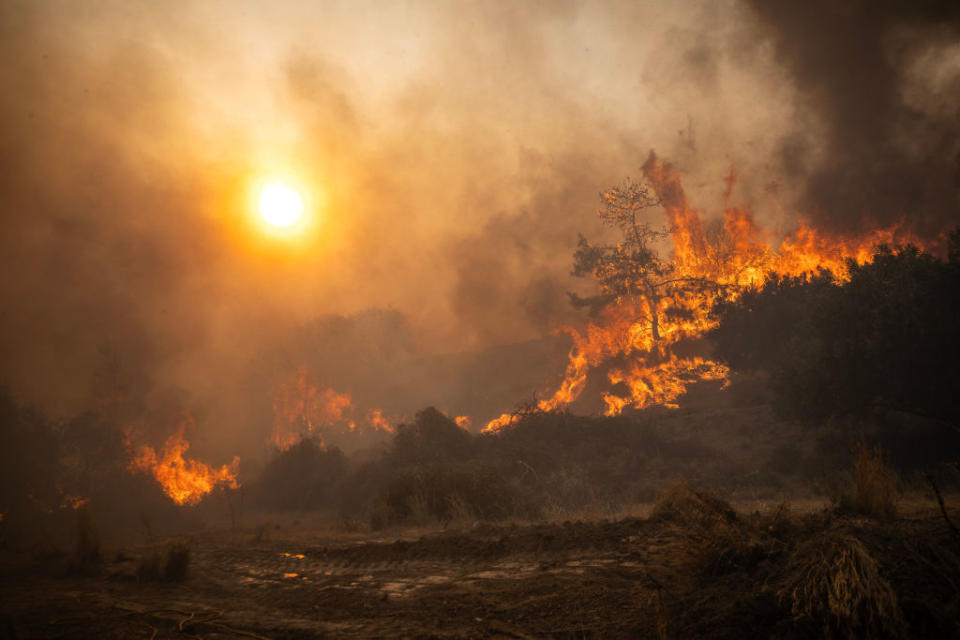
[2,499,959,639]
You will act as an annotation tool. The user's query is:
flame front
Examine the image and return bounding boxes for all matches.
[270,366,393,450]
[366,408,394,434]
[483,158,925,433]
[127,415,239,506]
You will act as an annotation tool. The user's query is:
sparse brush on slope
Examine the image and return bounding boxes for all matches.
[778,531,906,639]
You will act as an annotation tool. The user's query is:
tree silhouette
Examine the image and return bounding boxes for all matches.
[570,178,719,347]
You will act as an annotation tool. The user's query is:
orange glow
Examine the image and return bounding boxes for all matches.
[454,415,472,430]
[483,159,926,433]
[366,408,395,434]
[60,495,89,510]
[127,415,239,506]
[270,365,393,450]
[270,366,352,449]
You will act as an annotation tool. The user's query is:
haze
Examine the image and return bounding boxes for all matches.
[1,0,957,460]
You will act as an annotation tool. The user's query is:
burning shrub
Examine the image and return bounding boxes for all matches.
[778,532,906,639]
[835,440,898,519]
[126,417,240,507]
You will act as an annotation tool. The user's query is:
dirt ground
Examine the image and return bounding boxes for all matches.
[2,496,959,639]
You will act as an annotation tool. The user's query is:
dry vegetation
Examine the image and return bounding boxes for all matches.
[834,440,900,518]
[4,480,959,639]
[649,483,760,578]
[3,396,960,638]
[778,532,905,639]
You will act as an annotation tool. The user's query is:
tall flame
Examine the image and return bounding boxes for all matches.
[127,414,239,506]
[483,158,925,433]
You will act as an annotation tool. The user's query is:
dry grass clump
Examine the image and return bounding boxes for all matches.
[835,440,898,518]
[651,482,738,526]
[650,482,759,577]
[778,531,906,639]
[137,541,190,582]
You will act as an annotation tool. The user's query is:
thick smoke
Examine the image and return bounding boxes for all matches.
[1,0,957,460]
[746,0,960,234]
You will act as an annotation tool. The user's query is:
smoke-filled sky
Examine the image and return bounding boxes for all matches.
[1,1,958,455]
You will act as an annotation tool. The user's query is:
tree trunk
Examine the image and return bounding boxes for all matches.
[646,292,661,343]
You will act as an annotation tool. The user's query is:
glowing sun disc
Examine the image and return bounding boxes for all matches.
[258,182,304,228]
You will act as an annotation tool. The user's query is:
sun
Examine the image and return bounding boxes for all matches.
[258,181,304,229]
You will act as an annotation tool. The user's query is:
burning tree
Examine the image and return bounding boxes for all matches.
[483,153,927,433]
[570,178,725,348]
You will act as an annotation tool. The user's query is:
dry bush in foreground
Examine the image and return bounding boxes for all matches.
[778,531,905,639]
[651,482,738,526]
[651,482,760,577]
[835,440,898,518]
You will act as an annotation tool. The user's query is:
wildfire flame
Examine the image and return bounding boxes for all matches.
[270,366,393,450]
[59,495,89,510]
[366,408,394,434]
[127,415,240,506]
[483,158,925,433]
